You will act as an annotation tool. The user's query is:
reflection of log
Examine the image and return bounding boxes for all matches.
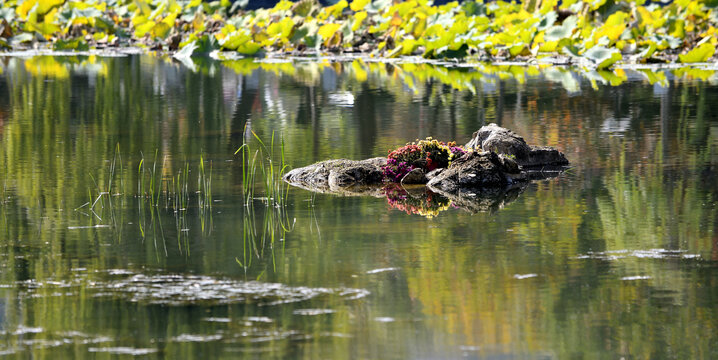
[285,166,564,215]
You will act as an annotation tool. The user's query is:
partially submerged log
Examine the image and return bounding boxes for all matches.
[282,157,385,194]
[282,124,569,205]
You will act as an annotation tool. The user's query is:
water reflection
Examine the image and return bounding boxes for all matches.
[0,55,717,358]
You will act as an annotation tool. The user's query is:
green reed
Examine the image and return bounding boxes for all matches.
[234,130,294,273]
[235,130,289,208]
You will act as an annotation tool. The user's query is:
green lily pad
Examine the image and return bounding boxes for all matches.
[10,32,34,44]
[53,38,89,51]
[174,40,199,59]
[584,46,622,69]
[545,15,577,41]
[678,43,716,63]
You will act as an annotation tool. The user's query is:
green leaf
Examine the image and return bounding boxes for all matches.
[151,22,171,39]
[53,38,89,50]
[11,32,35,44]
[0,7,16,22]
[134,21,155,38]
[174,40,198,58]
[583,46,622,69]
[638,43,657,59]
[236,41,262,55]
[366,0,391,13]
[545,15,577,41]
[462,1,485,16]
[537,11,557,31]
[290,23,311,43]
[678,43,716,63]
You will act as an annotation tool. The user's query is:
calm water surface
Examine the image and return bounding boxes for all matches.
[0,55,717,359]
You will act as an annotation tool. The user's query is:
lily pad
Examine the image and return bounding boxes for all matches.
[678,43,716,63]
[584,46,622,69]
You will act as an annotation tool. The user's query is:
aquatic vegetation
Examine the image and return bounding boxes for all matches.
[382,138,467,182]
[9,271,369,306]
[75,145,215,254]
[234,131,294,273]
[0,0,717,66]
[235,130,289,208]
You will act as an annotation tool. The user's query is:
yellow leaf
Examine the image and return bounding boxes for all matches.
[538,0,558,14]
[352,11,367,32]
[17,0,38,19]
[237,41,262,55]
[678,43,716,63]
[41,0,64,13]
[597,24,626,42]
[162,12,178,28]
[134,0,152,17]
[400,38,417,55]
[267,22,282,37]
[168,1,182,14]
[134,21,155,38]
[272,0,293,11]
[325,0,348,18]
[151,22,171,39]
[604,11,628,26]
[318,23,341,40]
[132,12,148,27]
[411,13,426,37]
[192,12,206,32]
[278,17,294,38]
[148,2,165,20]
[539,40,558,52]
[670,19,684,39]
[350,0,369,12]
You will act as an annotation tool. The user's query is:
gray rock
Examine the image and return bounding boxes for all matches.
[465,123,568,167]
[427,151,526,194]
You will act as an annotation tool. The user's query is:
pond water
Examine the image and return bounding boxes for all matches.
[0,55,717,359]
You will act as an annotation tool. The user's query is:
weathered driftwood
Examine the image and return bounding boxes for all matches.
[282,124,569,202]
[282,157,386,194]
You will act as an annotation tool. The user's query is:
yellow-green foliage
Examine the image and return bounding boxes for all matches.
[0,0,717,66]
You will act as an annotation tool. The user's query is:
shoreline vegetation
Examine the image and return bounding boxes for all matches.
[0,0,716,68]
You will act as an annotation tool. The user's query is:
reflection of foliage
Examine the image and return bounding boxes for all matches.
[384,185,451,218]
[22,55,108,79]
[219,58,718,98]
[1,0,717,65]
[382,138,466,182]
